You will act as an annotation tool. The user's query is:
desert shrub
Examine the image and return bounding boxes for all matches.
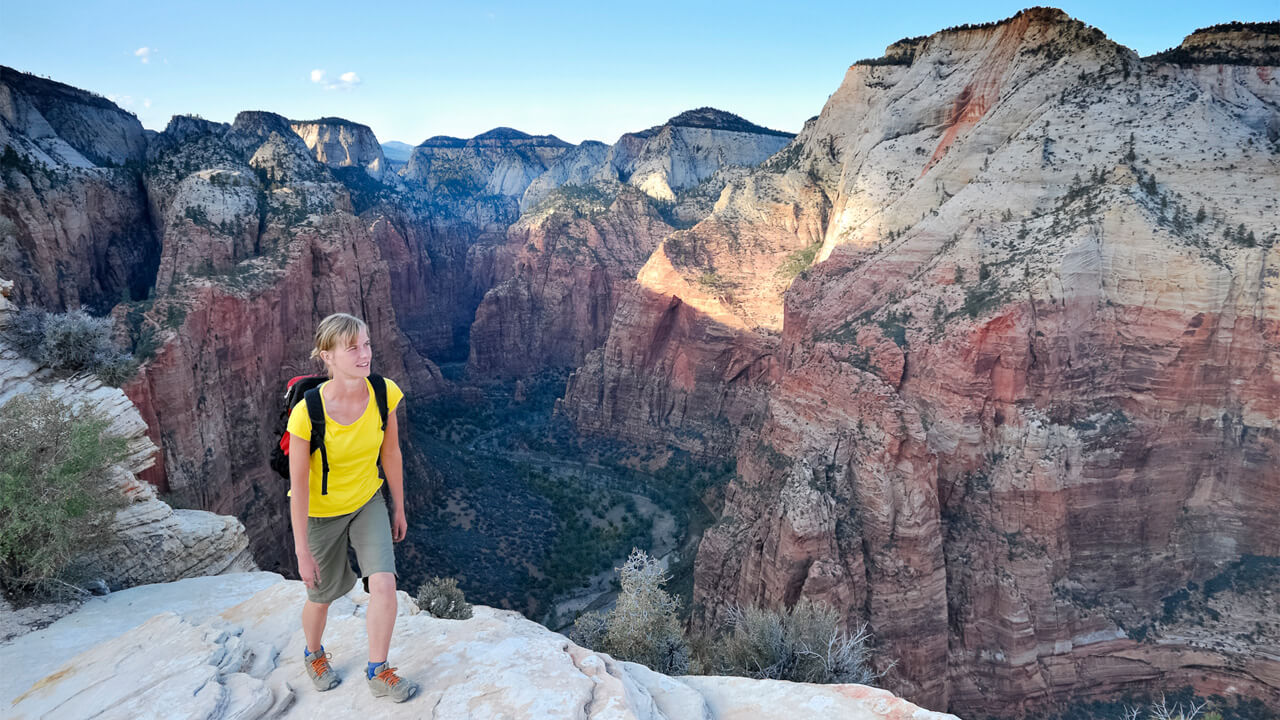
[569,609,608,649]
[0,391,129,599]
[3,308,138,385]
[415,576,473,620]
[570,549,690,675]
[7,307,47,354]
[711,597,881,684]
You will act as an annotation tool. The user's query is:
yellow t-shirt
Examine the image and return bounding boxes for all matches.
[286,377,404,517]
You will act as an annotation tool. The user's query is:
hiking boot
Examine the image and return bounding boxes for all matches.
[305,650,340,691]
[367,662,418,702]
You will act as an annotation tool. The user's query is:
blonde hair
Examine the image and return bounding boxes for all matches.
[310,313,368,374]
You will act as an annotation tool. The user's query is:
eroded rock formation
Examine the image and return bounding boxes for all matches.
[559,9,1280,714]
[0,278,256,634]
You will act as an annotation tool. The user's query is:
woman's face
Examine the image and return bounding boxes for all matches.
[322,327,372,378]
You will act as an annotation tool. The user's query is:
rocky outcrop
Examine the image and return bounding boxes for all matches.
[1147,21,1280,65]
[0,288,256,628]
[598,108,794,202]
[291,117,389,180]
[561,7,1280,715]
[404,127,571,201]
[0,66,146,168]
[0,66,160,312]
[519,139,611,211]
[2,574,958,720]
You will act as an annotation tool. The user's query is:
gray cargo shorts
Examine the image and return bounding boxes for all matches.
[306,490,397,604]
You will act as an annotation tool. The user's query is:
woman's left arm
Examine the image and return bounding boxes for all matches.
[381,409,408,542]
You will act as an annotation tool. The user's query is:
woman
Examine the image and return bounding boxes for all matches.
[287,312,417,703]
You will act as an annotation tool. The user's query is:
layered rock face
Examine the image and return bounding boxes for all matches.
[2,574,958,720]
[471,111,797,379]
[561,152,830,456]
[519,140,612,211]
[1149,21,1280,64]
[0,67,159,312]
[290,117,389,180]
[561,9,1280,714]
[468,184,675,378]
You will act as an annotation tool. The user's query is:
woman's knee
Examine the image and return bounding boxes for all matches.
[367,572,396,595]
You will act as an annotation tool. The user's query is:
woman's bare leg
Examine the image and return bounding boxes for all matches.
[302,600,330,653]
[366,572,397,663]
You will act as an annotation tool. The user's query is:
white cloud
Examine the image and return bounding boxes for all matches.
[310,69,361,91]
[143,98,152,109]
[135,47,152,64]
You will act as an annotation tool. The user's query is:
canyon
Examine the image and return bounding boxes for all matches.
[1,9,1277,717]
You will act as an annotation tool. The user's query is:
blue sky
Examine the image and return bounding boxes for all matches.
[2,1,1275,146]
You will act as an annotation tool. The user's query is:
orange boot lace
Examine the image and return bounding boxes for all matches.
[375,665,401,686]
[309,652,333,676]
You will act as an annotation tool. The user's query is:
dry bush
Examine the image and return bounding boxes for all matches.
[415,576,473,620]
[569,549,690,675]
[712,597,883,684]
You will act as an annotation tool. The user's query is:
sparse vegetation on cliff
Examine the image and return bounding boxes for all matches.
[710,598,882,684]
[777,241,822,280]
[5,307,138,385]
[0,391,129,600]
[572,550,885,684]
[529,182,617,220]
[1033,685,1274,720]
[415,576,473,620]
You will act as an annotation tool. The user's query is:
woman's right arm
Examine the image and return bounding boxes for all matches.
[289,432,321,588]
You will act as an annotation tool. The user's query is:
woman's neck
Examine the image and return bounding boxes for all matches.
[324,373,367,400]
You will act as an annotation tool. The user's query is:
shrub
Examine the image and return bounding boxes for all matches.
[0,391,129,599]
[711,597,882,684]
[6,307,47,354]
[415,576,473,619]
[3,308,138,386]
[570,549,690,675]
[569,609,608,649]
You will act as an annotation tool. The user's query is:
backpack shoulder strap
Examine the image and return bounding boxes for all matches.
[369,373,389,432]
[303,387,330,495]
